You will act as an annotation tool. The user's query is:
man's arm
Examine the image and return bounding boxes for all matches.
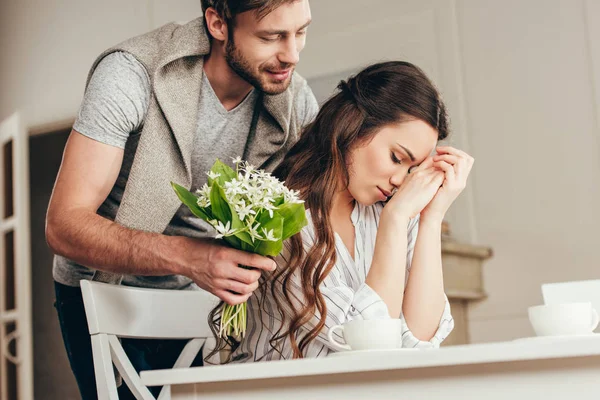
[46,130,182,276]
[46,131,275,304]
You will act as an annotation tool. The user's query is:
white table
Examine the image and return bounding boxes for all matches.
[141,336,600,399]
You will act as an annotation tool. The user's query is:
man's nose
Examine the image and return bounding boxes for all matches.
[279,38,300,65]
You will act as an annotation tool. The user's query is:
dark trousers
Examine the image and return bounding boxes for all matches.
[54,281,204,400]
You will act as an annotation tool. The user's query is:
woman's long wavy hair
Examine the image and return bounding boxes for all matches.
[207,61,450,362]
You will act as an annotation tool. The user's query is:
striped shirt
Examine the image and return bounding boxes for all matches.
[230,201,454,362]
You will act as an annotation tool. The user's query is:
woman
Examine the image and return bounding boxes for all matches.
[212,61,473,362]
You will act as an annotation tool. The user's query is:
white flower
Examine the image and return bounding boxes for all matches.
[234,200,256,221]
[224,179,244,198]
[247,222,262,242]
[195,183,212,207]
[231,156,243,165]
[207,171,221,181]
[263,202,278,218]
[284,188,303,204]
[197,196,211,208]
[214,220,237,239]
[261,227,277,241]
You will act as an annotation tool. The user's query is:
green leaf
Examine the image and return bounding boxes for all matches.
[277,202,308,241]
[273,195,285,207]
[171,182,213,221]
[209,182,232,222]
[252,211,284,256]
[231,218,254,247]
[208,159,237,187]
[207,182,254,250]
[223,234,242,249]
[224,201,254,248]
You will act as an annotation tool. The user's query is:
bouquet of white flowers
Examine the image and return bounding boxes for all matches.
[171,157,307,338]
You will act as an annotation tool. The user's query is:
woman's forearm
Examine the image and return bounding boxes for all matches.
[402,215,446,340]
[366,211,409,318]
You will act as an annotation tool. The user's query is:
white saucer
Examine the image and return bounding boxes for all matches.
[512,333,600,343]
[328,348,422,357]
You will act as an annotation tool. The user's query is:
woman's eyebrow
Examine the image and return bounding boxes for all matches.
[396,143,415,162]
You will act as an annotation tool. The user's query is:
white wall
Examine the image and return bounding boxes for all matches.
[0,0,203,129]
[456,0,600,341]
[2,0,599,363]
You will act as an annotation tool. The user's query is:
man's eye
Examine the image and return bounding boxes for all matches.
[391,152,402,164]
[261,37,278,42]
[297,30,307,36]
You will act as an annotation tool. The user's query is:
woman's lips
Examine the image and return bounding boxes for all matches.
[378,187,391,200]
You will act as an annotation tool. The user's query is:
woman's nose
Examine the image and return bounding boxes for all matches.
[390,168,409,188]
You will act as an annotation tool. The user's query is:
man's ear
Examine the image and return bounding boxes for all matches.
[204,7,228,41]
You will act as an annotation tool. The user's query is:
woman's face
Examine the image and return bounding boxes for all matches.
[346,119,439,205]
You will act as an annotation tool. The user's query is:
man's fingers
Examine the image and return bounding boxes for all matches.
[216,278,259,296]
[229,266,261,285]
[214,289,252,306]
[231,249,277,271]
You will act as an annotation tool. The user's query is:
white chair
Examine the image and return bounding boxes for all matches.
[80,280,220,400]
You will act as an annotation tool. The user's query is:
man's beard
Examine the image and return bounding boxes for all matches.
[225,39,293,95]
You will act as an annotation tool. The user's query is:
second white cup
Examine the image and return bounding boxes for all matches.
[528,302,599,337]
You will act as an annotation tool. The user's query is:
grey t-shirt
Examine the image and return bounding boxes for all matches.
[53,51,319,289]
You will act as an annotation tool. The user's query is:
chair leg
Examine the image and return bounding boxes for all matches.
[108,335,156,400]
[90,334,120,400]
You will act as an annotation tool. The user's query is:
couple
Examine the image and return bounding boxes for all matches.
[46,0,471,398]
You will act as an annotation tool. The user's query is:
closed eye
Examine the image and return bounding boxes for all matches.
[391,152,402,164]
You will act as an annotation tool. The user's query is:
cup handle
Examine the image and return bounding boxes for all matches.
[591,308,599,331]
[327,325,351,351]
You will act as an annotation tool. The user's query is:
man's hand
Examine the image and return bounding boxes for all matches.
[176,237,277,305]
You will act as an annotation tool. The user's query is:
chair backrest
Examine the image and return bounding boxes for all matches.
[81,280,220,338]
[80,280,221,400]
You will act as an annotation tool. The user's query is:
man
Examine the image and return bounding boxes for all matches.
[46,1,316,398]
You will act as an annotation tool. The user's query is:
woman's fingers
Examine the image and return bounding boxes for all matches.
[413,156,434,172]
[436,146,474,177]
[433,160,454,183]
[436,146,474,165]
[432,154,459,165]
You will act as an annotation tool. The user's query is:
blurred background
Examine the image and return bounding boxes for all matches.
[1,0,599,398]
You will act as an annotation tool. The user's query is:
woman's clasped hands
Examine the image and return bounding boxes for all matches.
[385,146,474,221]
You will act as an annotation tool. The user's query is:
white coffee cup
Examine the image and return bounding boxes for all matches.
[327,319,404,351]
[528,302,599,337]
[542,280,600,333]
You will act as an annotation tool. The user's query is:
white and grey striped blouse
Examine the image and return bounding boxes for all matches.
[230,201,454,362]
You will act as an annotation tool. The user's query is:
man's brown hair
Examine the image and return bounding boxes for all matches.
[201,0,300,39]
